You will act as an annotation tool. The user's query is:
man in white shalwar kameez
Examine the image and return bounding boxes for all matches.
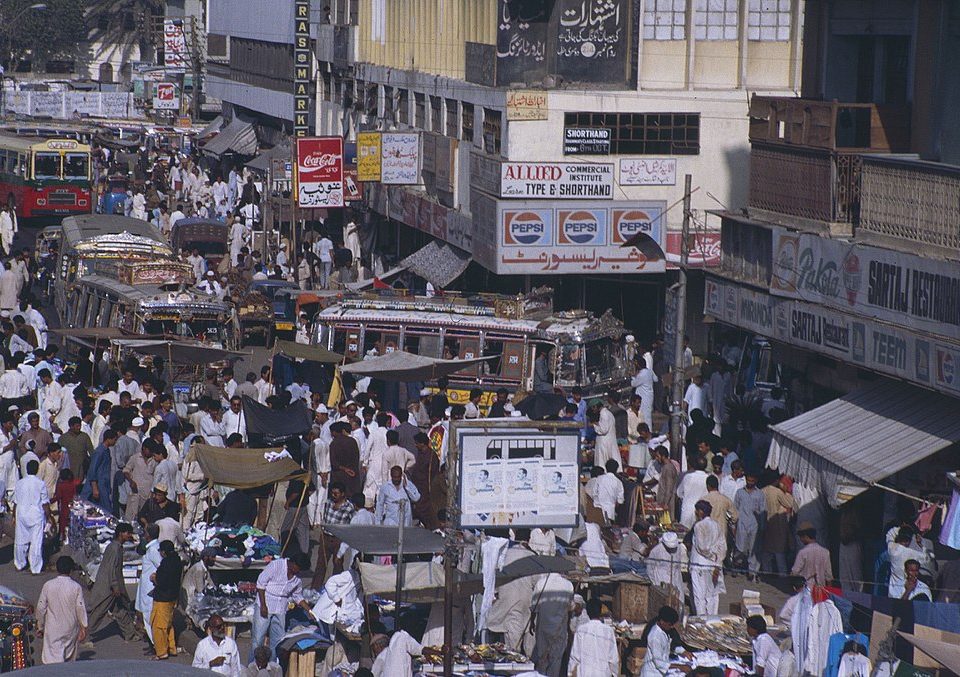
[344,221,361,266]
[0,262,19,311]
[371,629,422,677]
[530,572,573,677]
[591,401,618,470]
[0,206,15,256]
[36,556,88,664]
[13,459,50,574]
[647,531,688,603]
[136,524,162,643]
[485,542,537,653]
[229,219,249,267]
[690,500,726,615]
[569,598,619,677]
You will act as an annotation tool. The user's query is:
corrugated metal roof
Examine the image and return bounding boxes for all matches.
[767,379,960,506]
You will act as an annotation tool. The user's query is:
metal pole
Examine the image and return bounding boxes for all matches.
[669,174,692,459]
[442,421,460,677]
[395,499,405,623]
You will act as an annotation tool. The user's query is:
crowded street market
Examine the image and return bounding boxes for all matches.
[2,1,960,676]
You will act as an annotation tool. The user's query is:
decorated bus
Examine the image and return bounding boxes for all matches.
[312,288,631,404]
[0,133,92,217]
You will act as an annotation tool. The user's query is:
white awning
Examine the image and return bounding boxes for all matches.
[766,379,960,507]
[202,118,257,158]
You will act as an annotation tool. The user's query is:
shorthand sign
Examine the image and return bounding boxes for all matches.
[564,127,610,155]
[500,162,613,199]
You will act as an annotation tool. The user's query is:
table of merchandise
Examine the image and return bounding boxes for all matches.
[419,644,534,675]
[67,499,142,584]
[184,521,281,570]
[185,582,257,636]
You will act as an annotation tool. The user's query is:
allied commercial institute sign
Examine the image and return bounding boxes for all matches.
[293,0,311,136]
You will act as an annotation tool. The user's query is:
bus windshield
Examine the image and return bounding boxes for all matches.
[63,153,89,180]
[583,338,626,385]
[34,152,61,180]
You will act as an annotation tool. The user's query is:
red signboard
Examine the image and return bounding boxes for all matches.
[665,231,721,268]
[296,137,343,208]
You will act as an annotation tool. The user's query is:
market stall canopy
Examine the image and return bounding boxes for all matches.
[202,118,258,158]
[197,115,224,141]
[111,339,248,364]
[192,443,307,488]
[340,351,496,382]
[899,632,960,674]
[358,555,575,603]
[346,241,470,291]
[766,380,960,507]
[326,525,445,555]
[401,240,472,288]
[274,340,344,364]
[50,327,164,340]
[241,395,313,444]
[245,143,291,173]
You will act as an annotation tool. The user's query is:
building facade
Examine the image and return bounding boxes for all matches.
[704,0,960,515]
[312,0,804,338]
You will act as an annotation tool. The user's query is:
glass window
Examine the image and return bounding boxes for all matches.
[694,0,739,40]
[557,343,583,385]
[34,152,61,180]
[644,0,687,40]
[583,338,623,385]
[462,102,474,143]
[748,0,792,41]
[64,153,89,180]
[403,329,441,358]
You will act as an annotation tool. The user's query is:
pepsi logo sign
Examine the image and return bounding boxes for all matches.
[503,210,551,246]
[612,209,654,244]
[557,210,605,246]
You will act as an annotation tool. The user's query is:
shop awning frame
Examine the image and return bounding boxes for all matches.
[766,380,960,506]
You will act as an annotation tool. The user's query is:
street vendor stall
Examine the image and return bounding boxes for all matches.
[67,498,142,585]
[180,444,309,633]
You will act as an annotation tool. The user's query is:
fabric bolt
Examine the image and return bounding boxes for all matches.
[478,536,509,633]
[791,587,813,673]
[940,488,960,550]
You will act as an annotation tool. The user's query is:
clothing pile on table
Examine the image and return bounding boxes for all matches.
[68,499,141,583]
[187,583,256,625]
[185,522,281,563]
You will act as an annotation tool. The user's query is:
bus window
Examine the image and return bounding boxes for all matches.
[441,341,459,360]
[557,343,583,385]
[584,338,621,384]
[34,152,61,180]
[64,153,89,180]
[86,295,102,326]
[404,330,441,358]
[501,342,525,380]
[456,337,480,376]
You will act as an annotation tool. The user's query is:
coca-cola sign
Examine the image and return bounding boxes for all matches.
[296,137,343,208]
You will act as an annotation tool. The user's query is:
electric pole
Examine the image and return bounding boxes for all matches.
[669,174,692,458]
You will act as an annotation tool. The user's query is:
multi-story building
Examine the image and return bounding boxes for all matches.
[704,0,960,524]
[206,0,323,144]
[313,0,804,338]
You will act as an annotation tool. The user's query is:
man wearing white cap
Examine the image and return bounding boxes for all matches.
[407,389,431,430]
[315,404,332,445]
[197,270,223,298]
[647,531,687,602]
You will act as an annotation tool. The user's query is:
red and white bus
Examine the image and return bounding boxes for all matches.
[0,133,93,218]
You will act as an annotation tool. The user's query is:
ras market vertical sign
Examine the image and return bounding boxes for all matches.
[293,0,312,136]
[296,137,343,208]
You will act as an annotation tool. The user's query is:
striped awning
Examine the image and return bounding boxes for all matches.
[767,379,960,506]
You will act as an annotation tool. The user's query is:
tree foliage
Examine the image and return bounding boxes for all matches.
[2,0,87,70]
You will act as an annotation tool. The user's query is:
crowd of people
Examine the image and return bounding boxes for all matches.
[91,143,369,294]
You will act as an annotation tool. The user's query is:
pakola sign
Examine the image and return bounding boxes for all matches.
[500,162,613,199]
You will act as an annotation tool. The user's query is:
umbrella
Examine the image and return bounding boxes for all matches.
[515,392,568,420]
[340,351,496,382]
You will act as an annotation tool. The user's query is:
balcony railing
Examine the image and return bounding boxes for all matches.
[749,95,910,153]
[749,142,862,230]
[859,156,960,254]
